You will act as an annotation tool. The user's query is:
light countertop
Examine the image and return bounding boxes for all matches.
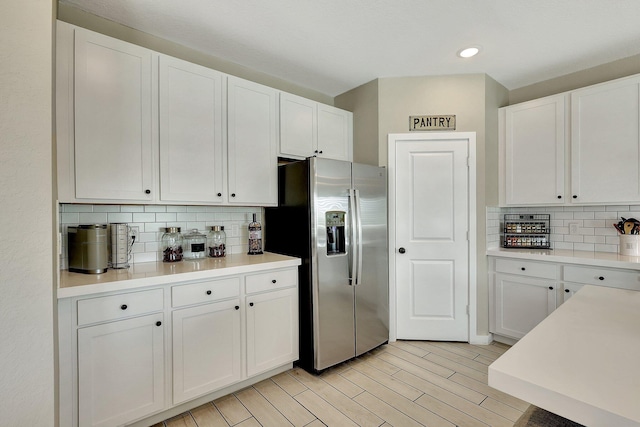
[58,252,301,299]
[487,247,640,270]
[488,285,640,427]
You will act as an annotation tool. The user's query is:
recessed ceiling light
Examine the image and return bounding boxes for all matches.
[457,46,480,58]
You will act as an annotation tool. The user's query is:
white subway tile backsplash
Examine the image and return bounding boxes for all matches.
[144,205,167,212]
[156,213,177,222]
[487,204,640,253]
[107,212,133,223]
[120,205,145,212]
[79,213,108,223]
[133,213,157,223]
[59,203,263,270]
[93,205,120,213]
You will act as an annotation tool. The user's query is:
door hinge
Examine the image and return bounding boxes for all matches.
[466,231,469,241]
[467,157,471,167]
[466,305,470,315]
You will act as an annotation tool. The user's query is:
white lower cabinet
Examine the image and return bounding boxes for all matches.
[77,313,165,427]
[61,265,299,427]
[172,299,241,404]
[246,287,298,377]
[493,273,556,340]
[490,254,640,341]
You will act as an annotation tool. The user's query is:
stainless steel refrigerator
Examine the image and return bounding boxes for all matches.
[265,157,388,373]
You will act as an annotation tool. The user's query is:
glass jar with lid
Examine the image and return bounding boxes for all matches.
[183,229,207,259]
[207,225,226,258]
[162,227,183,262]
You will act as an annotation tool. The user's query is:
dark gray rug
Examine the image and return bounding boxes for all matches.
[514,405,585,427]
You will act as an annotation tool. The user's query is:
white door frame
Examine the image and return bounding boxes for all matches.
[388,132,480,343]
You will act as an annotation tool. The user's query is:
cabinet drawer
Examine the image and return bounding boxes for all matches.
[172,277,240,308]
[77,288,164,326]
[563,265,640,290]
[246,268,298,294]
[494,258,557,279]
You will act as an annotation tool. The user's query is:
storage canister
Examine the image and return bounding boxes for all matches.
[183,229,207,259]
[207,225,226,258]
[162,227,183,262]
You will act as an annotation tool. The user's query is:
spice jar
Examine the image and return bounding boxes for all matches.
[183,229,207,259]
[162,227,183,262]
[207,225,226,258]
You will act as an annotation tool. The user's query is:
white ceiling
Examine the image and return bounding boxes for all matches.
[60,0,640,97]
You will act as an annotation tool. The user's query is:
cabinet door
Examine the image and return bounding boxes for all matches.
[246,287,298,377]
[503,95,566,205]
[279,92,317,159]
[227,77,278,206]
[571,75,640,203]
[317,104,353,161]
[562,283,584,304]
[172,299,241,404]
[493,273,556,340]
[78,313,164,427]
[159,55,225,203]
[74,29,154,201]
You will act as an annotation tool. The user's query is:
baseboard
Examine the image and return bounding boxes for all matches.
[469,333,493,345]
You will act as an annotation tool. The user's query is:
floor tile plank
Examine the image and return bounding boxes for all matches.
[423,353,489,383]
[381,345,455,378]
[291,368,384,427]
[165,413,197,427]
[414,393,490,427]
[349,360,424,401]
[449,372,530,411]
[414,382,513,427]
[319,370,365,398]
[380,353,486,404]
[480,397,524,422]
[234,386,294,427]
[213,394,252,426]
[190,402,229,427]
[353,391,424,427]
[393,369,486,406]
[389,340,430,357]
[253,379,316,426]
[234,418,261,427]
[294,390,360,427]
[271,371,308,397]
[342,367,455,427]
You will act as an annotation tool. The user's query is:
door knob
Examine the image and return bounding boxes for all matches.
[398,247,406,254]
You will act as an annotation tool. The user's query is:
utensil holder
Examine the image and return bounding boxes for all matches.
[619,235,640,256]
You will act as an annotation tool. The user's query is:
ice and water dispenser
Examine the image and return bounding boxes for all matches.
[326,211,346,255]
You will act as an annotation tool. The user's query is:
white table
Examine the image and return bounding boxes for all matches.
[488,285,640,427]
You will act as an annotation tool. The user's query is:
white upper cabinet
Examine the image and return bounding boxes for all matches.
[74,28,154,202]
[227,76,278,206]
[317,103,353,161]
[500,74,640,206]
[279,92,317,158]
[159,55,225,203]
[279,92,353,161]
[570,75,640,204]
[501,94,567,205]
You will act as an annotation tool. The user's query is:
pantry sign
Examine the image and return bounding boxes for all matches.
[409,115,456,131]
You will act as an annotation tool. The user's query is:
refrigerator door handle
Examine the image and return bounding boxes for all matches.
[354,189,363,286]
[349,188,358,286]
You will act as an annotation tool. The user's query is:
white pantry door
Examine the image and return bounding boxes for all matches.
[391,134,471,341]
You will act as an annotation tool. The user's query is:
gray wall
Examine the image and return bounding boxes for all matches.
[337,73,509,337]
[510,53,640,104]
[0,1,56,426]
[57,3,334,105]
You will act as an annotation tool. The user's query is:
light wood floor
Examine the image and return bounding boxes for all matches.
[156,340,529,427]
